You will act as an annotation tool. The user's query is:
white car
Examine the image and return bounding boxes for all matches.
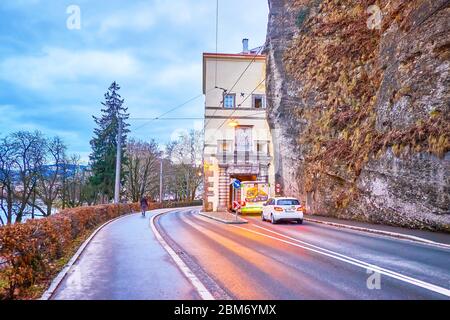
[262,197,304,224]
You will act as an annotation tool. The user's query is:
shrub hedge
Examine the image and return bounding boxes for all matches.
[0,200,201,299]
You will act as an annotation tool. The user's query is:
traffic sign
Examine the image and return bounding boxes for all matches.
[233,201,241,210]
[275,182,282,195]
[232,179,241,189]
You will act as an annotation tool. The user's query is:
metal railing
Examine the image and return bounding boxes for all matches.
[216,150,272,165]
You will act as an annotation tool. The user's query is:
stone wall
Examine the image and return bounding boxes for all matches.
[265,0,450,231]
[265,0,304,198]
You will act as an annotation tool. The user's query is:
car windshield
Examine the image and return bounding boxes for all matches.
[277,199,300,205]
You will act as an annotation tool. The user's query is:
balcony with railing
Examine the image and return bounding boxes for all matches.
[216,140,271,166]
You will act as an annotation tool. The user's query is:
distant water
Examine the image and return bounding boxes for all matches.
[0,206,58,225]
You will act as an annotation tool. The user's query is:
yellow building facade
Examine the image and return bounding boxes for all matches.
[202,42,275,212]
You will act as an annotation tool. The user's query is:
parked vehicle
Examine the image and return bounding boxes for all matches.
[262,197,304,224]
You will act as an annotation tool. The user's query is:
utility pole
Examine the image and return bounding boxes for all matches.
[159,159,163,203]
[114,118,123,204]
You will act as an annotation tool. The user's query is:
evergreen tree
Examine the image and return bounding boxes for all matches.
[89,82,129,202]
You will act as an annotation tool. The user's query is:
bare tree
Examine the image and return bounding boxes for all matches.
[0,132,47,224]
[62,154,80,208]
[0,137,16,225]
[166,130,203,201]
[0,131,95,224]
[13,131,47,223]
[125,139,161,202]
[59,154,95,208]
[31,137,67,217]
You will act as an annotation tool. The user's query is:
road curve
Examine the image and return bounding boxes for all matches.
[156,208,450,300]
[52,210,200,300]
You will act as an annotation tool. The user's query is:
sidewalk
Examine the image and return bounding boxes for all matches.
[304,214,450,246]
[50,209,201,300]
[199,211,248,224]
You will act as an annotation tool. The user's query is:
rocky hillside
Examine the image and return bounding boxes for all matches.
[266,0,450,231]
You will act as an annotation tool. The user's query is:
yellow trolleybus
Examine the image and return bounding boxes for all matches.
[237,181,270,215]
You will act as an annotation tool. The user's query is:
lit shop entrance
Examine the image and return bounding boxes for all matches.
[228,175,257,211]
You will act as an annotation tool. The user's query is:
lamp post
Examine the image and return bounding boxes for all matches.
[114,118,123,204]
[159,159,163,203]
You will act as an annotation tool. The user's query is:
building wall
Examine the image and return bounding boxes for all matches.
[203,53,275,212]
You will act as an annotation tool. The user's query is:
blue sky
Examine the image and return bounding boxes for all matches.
[0,0,268,162]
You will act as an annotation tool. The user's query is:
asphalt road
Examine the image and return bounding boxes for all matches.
[157,209,450,300]
[51,210,200,300]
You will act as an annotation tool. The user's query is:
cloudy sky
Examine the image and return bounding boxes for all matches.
[0,0,269,162]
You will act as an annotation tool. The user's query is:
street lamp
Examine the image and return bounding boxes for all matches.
[228,119,239,127]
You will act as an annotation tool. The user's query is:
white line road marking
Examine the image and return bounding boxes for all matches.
[303,218,450,249]
[232,224,450,298]
[150,211,215,300]
[251,224,446,281]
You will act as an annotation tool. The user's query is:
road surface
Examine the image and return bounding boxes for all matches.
[156,208,450,300]
[52,209,200,300]
[52,207,450,300]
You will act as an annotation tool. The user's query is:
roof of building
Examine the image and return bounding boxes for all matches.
[240,45,265,55]
[203,45,266,59]
[203,52,266,59]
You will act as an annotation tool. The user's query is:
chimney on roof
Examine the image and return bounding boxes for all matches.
[242,38,249,54]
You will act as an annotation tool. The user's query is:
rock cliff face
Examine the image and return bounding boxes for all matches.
[266,0,450,231]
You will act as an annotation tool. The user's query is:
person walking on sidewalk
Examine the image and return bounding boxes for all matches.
[140,197,149,217]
